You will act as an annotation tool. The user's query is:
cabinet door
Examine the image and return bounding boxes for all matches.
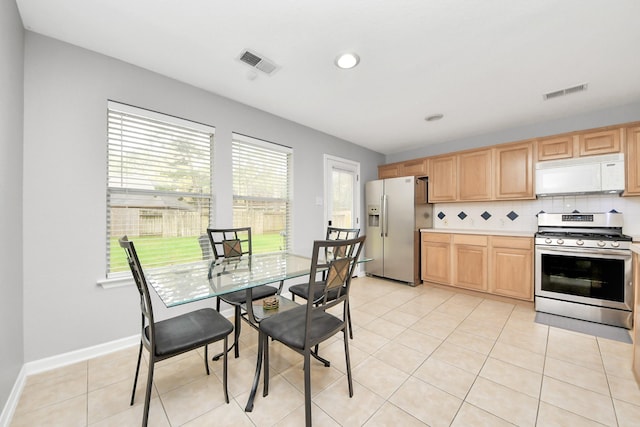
[452,234,488,291]
[400,158,428,176]
[538,135,574,161]
[494,142,534,199]
[489,237,533,300]
[428,156,456,202]
[626,126,640,195]
[578,129,621,156]
[421,233,451,284]
[457,149,492,200]
[378,163,400,179]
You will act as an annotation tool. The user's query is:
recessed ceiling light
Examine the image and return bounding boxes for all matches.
[425,114,444,122]
[335,53,360,69]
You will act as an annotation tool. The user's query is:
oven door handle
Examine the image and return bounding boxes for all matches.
[535,245,631,258]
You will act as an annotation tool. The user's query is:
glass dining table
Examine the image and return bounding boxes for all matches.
[145,251,323,411]
[147,251,314,309]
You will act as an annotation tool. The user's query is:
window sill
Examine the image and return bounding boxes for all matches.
[97,274,134,289]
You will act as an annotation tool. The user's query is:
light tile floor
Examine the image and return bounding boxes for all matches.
[10,276,640,426]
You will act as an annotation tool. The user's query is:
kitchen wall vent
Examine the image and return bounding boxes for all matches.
[238,49,279,75]
[543,83,588,100]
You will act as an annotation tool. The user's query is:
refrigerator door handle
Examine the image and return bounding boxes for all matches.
[382,194,389,237]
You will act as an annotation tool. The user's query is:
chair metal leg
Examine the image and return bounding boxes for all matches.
[245,330,264,412]
[130,341,143,406]
[343,327,353,397]
[304,350,312,427]
[212,305,241,361]
[263,332,270,397]
[204,344,210,375]
[223,336,229,403]
[142,354,155,427]
[233,305,241,358]
[347,305,353,340]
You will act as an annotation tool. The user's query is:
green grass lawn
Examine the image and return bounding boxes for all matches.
[110,232,285,273]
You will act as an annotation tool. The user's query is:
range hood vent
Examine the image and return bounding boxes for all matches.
[543,83,588,100]
[238,49,279,75]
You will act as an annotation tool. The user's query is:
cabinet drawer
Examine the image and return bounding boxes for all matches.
[422,232,450,244]
[491,236,532,250]
[453,234,488,246]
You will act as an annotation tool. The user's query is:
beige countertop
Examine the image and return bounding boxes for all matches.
[631,243,640,255]
[420,228,534,238]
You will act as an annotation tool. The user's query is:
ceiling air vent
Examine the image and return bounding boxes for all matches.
[543,83,588,100]
[238,49,279,75]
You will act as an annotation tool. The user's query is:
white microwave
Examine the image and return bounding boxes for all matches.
[535,153,625,196]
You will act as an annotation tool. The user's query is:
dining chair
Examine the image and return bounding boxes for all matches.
[259,235,366,427]
[206,227,280,358]
[119,236,234,427]
[289,227,360,339]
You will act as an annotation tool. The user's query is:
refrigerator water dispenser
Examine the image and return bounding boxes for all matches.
[367,205,380,227]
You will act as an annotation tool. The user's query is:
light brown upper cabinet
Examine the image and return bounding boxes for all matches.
[578,128,621,156]
[494,141,535,199]
[626,125,640,195]
[377,163,401,179]
[400,158,428,176]
[378,158,428,179]
[538,126,622,161]
[538,135,573,161]
[427,155,456,202]
[457,149,493,201]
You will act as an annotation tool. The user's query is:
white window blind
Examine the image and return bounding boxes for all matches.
[232,134,292,253]
[107,102,214,275]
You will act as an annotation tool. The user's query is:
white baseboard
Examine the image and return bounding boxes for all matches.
[0,365,26,427]
[23,335,140,376]
[0,334,139,427]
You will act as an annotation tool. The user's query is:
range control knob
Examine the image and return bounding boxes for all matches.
[611,241,620,248]
[557,239,564,245]
[597,241,606,247]
[545,238,552,244]
[576,239,584,246]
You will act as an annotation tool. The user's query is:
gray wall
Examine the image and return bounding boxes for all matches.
[22,32,383,362]
[0,0,24,410]
[387,101,640,163]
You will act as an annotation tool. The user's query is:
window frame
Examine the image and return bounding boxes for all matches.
[231,133,293,253]
[104,101,215,280]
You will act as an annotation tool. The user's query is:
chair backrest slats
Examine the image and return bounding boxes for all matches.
[304,235,366,346]
[206,227,252,260]
[119,236,155,350]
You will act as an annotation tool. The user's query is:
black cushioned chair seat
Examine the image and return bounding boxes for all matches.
[288,282,343,302]
[219,285,278,305]
[259,305,343,350]
[146,308,233,357]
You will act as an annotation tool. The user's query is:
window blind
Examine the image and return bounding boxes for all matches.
[232,134,292,253]
[107,102,214,275]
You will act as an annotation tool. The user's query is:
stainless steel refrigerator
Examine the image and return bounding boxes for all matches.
[365,176,433,285]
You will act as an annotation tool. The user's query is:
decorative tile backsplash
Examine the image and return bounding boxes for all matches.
[432,194,640,237]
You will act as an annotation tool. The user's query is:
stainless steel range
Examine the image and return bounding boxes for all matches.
[535,212,633,329]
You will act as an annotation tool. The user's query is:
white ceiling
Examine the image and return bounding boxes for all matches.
[16,0,640,155]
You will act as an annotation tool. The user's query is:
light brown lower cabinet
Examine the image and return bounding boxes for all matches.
[453,234,488,291]
[489,236,533,301]
[421,232,451,284]
[421,232,533,301]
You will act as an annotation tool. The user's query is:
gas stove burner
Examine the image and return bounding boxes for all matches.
[535,230,632,241]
